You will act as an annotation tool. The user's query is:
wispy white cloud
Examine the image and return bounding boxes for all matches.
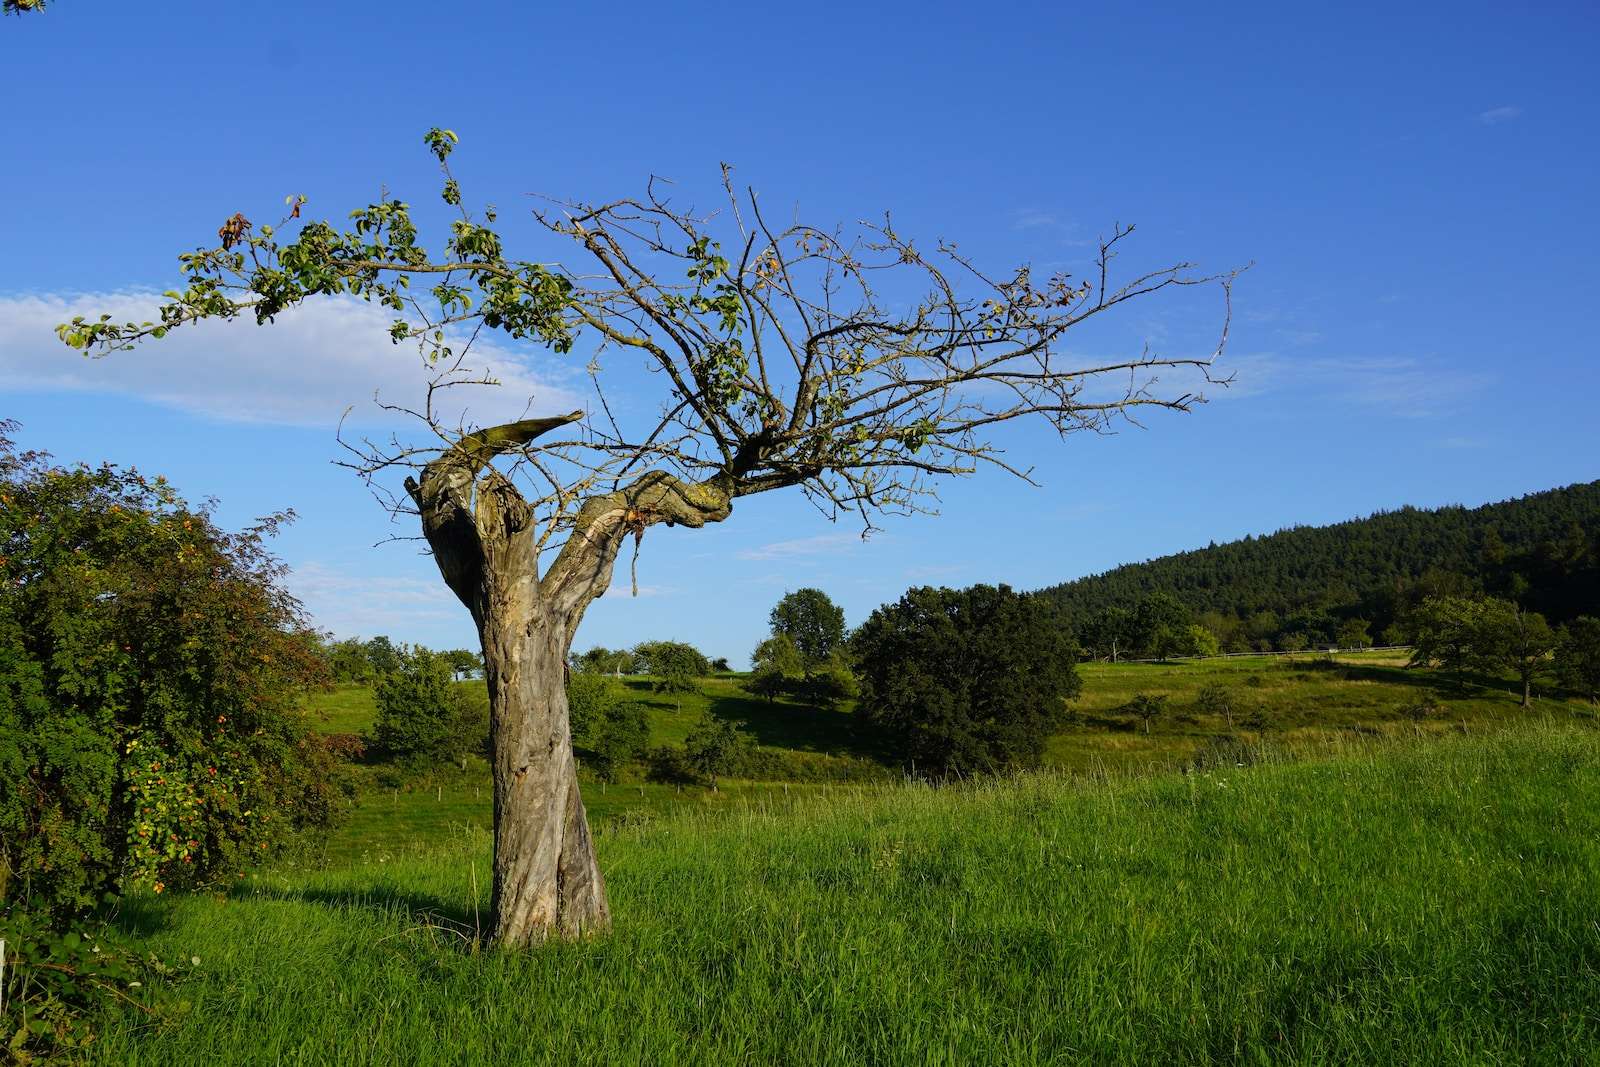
[0,290,584,428]
[1013,209,1062,231]
[1219,352,1491,417]
[286,560,460,639]
[1008,208,1094,247]
[735,531,865,562]
[1478,105,1522,125]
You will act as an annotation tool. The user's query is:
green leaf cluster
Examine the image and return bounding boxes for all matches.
[0,426,342,921]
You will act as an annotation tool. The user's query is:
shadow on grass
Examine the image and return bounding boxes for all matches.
[223,882,485,943]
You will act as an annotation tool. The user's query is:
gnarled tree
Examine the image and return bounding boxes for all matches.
[61,129,1238,946]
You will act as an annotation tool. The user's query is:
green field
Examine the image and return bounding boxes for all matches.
[296,653,1592,855]
[88,719,1600,1064]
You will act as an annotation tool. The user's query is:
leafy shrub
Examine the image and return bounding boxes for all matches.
[0,425,338,919]
[369,648,481,766]
[1195,683,1235,727]
[587,702,650,784]
[1396,691,1447,722]
[643,745,698,785]
[631,640,709,678]
[566,673,621,747]
[683,716,753,786]
[739,748,894,783]
[0,913,193,1060]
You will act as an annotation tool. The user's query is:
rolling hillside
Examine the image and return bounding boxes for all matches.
[1040,480,1600,649]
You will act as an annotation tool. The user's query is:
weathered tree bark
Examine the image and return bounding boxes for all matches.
[404,413,734,947]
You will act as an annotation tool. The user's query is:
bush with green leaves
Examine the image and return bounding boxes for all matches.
[853,584,1080,775]
[369,647,481,766]
[649,655,700,711]
[643,745,698,785]
[746,633,804,703]
[683,715,753,787]
[631,640,710,678]
[0,425,339,920]
[572,646,637,677]
[1556,617,1600,704]
[0,912,194,1060]
[566,673,621,747]
[587,702,650,783]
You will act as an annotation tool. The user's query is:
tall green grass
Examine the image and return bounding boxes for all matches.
[93,720,1600,1064]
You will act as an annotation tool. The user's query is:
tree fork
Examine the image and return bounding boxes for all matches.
[405,412,612,945]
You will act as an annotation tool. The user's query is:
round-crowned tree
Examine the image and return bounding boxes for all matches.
[770,589,847,666]
[0,425,340,920]
[852,584,1080,775]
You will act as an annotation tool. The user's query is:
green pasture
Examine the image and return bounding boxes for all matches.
[90,721,1600,1064]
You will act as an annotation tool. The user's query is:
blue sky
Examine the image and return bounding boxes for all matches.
[3,1,1596,665]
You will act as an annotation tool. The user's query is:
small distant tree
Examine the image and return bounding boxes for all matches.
[1406,596,1487,681]
[1555,617,1600,704]
[1476,601,1556,708]
[566,673,621,745]
[853,584,1080,774]
[1196,683,1235,729]
[683,715,753,788]
[1127,693,1169,735]
[633,640,710,679]
[747,633,804,703]
[1185,624,1220,659]
[1277,631,1310,653]
[325,637,374,683]
[770,588,847,665]
[710,656,731,673]
[573,646,636,677]
[1336,618,1371,650]
[371,647,477,764]
[796,652,859,710]
[442,648,482,680]
[1083,606,1134,662]
[652,660,698,711]
[1132,594,1192,660]
[363,635,404,677]
[587,702,650,783]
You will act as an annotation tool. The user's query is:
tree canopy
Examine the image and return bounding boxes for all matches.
[852,584,1080,775]
[770,589,846,665]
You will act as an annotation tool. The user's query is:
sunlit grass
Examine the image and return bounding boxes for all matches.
[94,720,1600,1064]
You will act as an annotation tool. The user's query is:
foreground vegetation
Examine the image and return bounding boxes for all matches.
[82,721,1600,1064]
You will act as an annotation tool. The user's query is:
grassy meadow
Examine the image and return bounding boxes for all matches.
[299,651,1594,853]
[90,719,1600,1064]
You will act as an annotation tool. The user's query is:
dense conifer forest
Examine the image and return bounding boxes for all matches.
[1041,481,1600,652]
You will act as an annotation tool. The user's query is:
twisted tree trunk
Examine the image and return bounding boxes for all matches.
[404,414,733,946]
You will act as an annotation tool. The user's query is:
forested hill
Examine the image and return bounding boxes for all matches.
[1039,481,1600,652]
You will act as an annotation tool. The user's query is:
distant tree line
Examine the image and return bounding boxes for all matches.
[1041,481,1600,654]
[321,635,481,683]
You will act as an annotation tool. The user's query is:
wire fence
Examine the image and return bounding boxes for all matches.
[1114,645,1414,665]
